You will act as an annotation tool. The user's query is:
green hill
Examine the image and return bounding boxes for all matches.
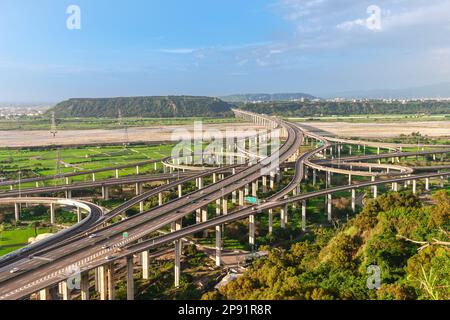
[46,96,234,118]
[240,100,450,116]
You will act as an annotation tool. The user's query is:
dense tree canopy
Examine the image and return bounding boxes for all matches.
[47,96,234,118]
[203,191,450,300]
[240,100,450,117]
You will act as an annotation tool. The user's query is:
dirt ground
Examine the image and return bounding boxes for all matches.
[299,121,450,139]
[0,123,264,148]
[1,120,449,147]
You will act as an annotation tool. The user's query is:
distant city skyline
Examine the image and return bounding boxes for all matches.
[1,0,450,102]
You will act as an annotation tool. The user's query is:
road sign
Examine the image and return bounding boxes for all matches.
[245,196,258,204]
[122,232,129,239]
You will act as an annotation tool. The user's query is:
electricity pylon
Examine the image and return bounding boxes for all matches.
[118,108,129,147]
[50,111,58,138]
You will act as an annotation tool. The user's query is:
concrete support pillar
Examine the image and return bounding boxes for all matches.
[136,165,140,175]
[102,186,109,200]
[80,271,89,301]
[301,201,307,232]
[77,207,82,223]
[262,176,267,192]
[351,189,356,213]
[412,179,417,194]
[198,177,204,189]
[174,240,181,287]
[327,194,332,222]
[65,190,72,199]
[268,209,273,234]
[276,169,282,183]
[232,191,237,204]
[326,171,331,188]
[98,266,107,300]
[222,197,228,215]
[348,174,352,186]
[14,203,20,221]
[178,184,182,198]
[269,173,275,190]
[216,199,221,215]
[135,182,142,195]
[50,203,55,225]
[425,178,430,191]
[92,173,96,182]
[249,214,255,247]
[238,190,244,206]
[106,263,115,301]
[392,182,398,192]
[126,256,134,300]
[280,204,288,229]
[215,224,221,267]
[60,281,69,301]
[94,268,99,292]
[115,169,119,179]
[201,208,208,223]
[244,184,249,196]
[39,288,50,300]
[142,251,149,280]
[252,181,258,197]
[158,192,163,206]
[373,185,378,198]
[313,169,316,186]
[195,209,201,223]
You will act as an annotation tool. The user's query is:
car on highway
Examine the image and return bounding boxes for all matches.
[104,256,115,261]
[9,267,21,274]
[101,244,110,249]
[88,233,97,238]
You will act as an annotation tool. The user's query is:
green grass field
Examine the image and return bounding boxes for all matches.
[0,227,51,256]
[0,143,175,189]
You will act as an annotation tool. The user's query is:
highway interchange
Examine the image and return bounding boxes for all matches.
[0,109,448,300]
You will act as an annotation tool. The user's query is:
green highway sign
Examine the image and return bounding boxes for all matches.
[245,196,258,204]
[122,232,129,239]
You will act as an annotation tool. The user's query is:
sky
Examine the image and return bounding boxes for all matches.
[1,0,450,102]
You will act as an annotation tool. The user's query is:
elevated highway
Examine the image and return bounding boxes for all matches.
[0,110,448,300]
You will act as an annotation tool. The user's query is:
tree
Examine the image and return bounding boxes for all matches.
[406,246,450,300]
[428,190,450,228]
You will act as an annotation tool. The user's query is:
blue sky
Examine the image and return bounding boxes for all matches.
[1,0,450,102]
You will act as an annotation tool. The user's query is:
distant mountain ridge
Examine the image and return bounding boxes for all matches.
[322,82,450,99]
[46,96,234,118]
[221,93,317,102]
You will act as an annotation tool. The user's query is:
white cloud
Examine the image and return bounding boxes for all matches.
[336,18,367,31]
[156,48,196,54]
